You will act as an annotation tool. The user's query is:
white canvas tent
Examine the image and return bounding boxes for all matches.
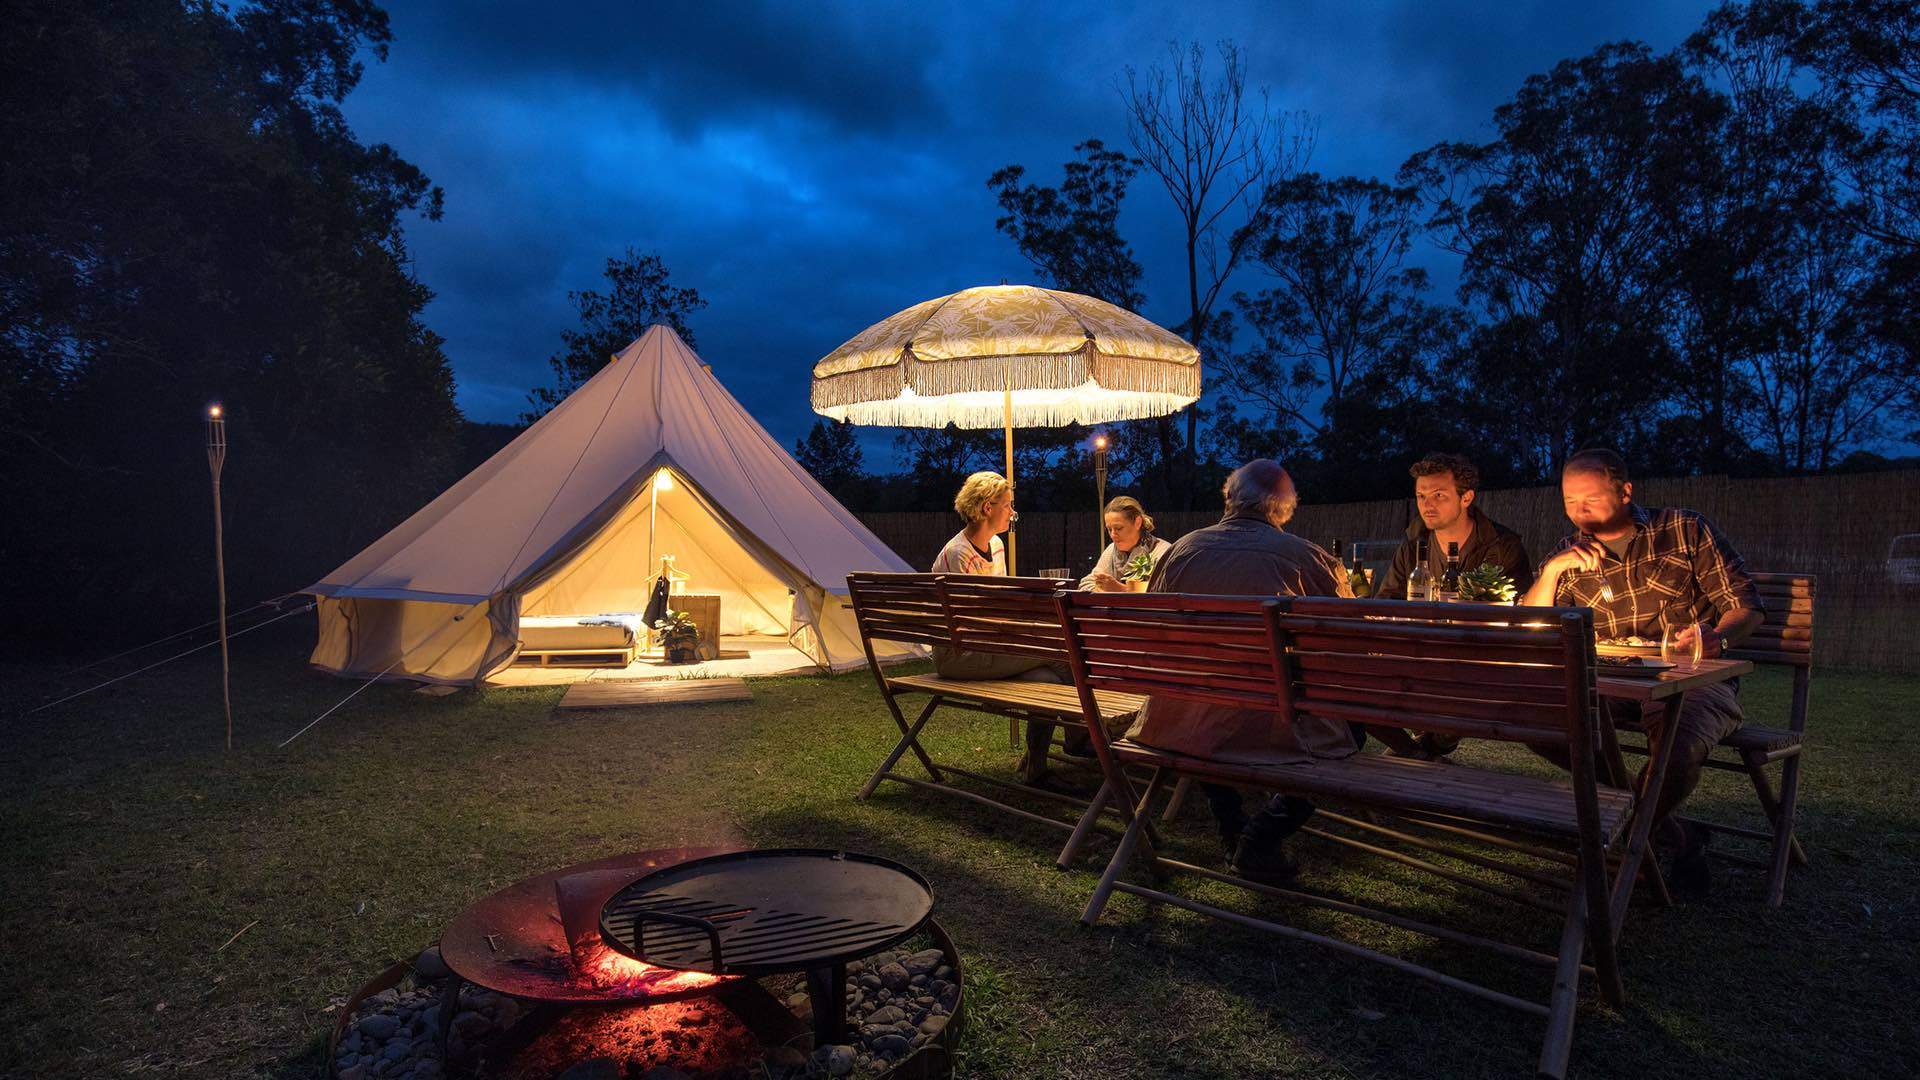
[306,325,919,684]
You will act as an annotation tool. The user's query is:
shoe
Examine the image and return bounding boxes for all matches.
[1415,732,1461,757]
[1666,821,1712,899]
[1228,839,1299,886]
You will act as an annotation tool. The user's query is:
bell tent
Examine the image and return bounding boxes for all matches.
[306,325,917,683]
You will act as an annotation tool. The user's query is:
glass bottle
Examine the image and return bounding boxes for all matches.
[1407,538,1433,601]
[1439,541,1464,603]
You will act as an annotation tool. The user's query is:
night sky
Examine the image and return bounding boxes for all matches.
[344,1,1717,466]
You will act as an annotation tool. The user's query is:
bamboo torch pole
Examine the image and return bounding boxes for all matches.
[206,404,232,751]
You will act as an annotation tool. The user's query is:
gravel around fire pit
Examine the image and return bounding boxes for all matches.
[771,938,959,1078]
[335,936,957,1080]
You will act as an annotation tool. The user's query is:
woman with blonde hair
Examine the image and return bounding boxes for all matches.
[928,471,1079,785]
[1081,496,1174,591]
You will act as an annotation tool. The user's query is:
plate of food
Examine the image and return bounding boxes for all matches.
[1596,636,1662,656]
[1593,653,1677,677]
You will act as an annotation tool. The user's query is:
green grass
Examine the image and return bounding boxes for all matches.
[2,629,1916,1079]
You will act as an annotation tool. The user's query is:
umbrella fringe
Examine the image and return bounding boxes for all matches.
[814,393,1201,429]
[810,350,1201,420]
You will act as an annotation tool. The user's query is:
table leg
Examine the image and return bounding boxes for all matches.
[805,960,849,1047]
[1610,696,1682,933]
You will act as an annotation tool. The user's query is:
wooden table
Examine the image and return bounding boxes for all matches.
[1591,655,1753,927]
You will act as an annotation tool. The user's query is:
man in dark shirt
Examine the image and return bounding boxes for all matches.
[1372,452,1535,757]
[1523,448,1765,895]
[1373,452,1534,601]
[1132,459,1355,883]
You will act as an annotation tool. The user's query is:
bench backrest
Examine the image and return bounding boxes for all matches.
[1054,591,1600,751]
[1731,571,1816,669]
[845,572,1077,661]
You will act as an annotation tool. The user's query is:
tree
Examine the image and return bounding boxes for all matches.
[1122,40,1312,496]
[1225,174,1461,452]
[989,140,1146,309]
[1401,43,1725,478]
[0,0,460,642]
[792,420,870,505]
[525,249,705,418]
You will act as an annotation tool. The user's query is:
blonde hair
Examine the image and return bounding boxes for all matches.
[954,471,1012,525]
[1104,496,1155,535]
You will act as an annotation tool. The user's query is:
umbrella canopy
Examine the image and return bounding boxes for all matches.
[811,284,1200,429]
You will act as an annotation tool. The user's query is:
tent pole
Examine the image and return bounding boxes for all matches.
[1004,363,1016,575]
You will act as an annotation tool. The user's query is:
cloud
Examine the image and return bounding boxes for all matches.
[342,0,1722,452]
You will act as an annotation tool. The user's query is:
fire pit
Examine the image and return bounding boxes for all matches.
[327,848,964,1079]
[599,849,935,1048]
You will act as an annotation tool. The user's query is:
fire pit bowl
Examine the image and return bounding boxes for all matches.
[325,848,966,1079]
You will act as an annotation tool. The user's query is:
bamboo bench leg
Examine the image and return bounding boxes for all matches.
[1081,769,1166,925]
[1160,775,1192,823]
[859,698,942,800]
[1057,778,1112,869]
[1761,750,1804,907]
[1537,888,1590,1080]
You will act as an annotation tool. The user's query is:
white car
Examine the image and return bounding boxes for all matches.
[1890,534,1920,588]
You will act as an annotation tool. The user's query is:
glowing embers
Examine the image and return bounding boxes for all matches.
[484,997,762,1080]
[569,934,722,996]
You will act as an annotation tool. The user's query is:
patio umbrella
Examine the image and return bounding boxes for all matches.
[812,284,1200,572]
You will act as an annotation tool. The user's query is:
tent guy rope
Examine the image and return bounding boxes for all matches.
[24,602,317,717]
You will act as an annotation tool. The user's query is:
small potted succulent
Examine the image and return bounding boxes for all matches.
[1119,549,1157,592]
[659,609,701,664]
[1458,563,1519,604]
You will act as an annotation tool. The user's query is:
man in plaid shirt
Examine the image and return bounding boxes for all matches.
[1523,448,1765,895]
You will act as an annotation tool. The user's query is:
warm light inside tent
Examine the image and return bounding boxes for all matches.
[653,470,674,493]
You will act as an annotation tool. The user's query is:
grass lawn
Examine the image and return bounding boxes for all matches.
[2,626,1915,1079]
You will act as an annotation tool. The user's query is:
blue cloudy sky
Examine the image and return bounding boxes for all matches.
[344,0,1719,464]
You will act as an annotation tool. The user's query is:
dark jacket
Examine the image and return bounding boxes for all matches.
[1371,505,1534,600]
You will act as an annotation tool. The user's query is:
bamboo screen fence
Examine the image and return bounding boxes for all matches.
[855,469,1920,673]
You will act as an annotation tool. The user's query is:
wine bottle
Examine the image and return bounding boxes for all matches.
[1407,538,1433,601]
[1439,541,1464,603]
[1348,546,1371,596]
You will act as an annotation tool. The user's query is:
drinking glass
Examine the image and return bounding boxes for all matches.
[1663,622,1704,664]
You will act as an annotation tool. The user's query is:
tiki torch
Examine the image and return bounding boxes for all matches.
[207,404,232,750]
[1092,433,1109,559]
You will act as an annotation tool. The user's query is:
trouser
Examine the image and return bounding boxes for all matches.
[932,649,1079,780]
[1203,785,1316,854]
[1534,679,1744,835]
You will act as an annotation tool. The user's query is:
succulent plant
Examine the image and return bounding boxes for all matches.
[1458,562,1518,603]
[1120,549,1157,582]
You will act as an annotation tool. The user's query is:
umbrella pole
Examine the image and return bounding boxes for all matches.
[1004,369,1016,575]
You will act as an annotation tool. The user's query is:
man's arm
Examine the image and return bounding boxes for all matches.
[1523,538,1603,607]
[1674,513,1766,653]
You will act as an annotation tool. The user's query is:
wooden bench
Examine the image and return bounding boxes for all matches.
[1622,571,1814,906]
[845,572,1146,839]
[1054,591,1642,1080]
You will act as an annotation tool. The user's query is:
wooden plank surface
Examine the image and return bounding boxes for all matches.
[558,678,752,710]
[1597,658,1752,702]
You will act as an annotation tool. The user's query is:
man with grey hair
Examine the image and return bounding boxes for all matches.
[1126,459,1355,883]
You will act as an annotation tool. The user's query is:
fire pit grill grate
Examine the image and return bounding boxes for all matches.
[599,848,934,1048]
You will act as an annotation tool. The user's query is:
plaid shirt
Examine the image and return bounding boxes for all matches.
[1549,504,1764,640]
